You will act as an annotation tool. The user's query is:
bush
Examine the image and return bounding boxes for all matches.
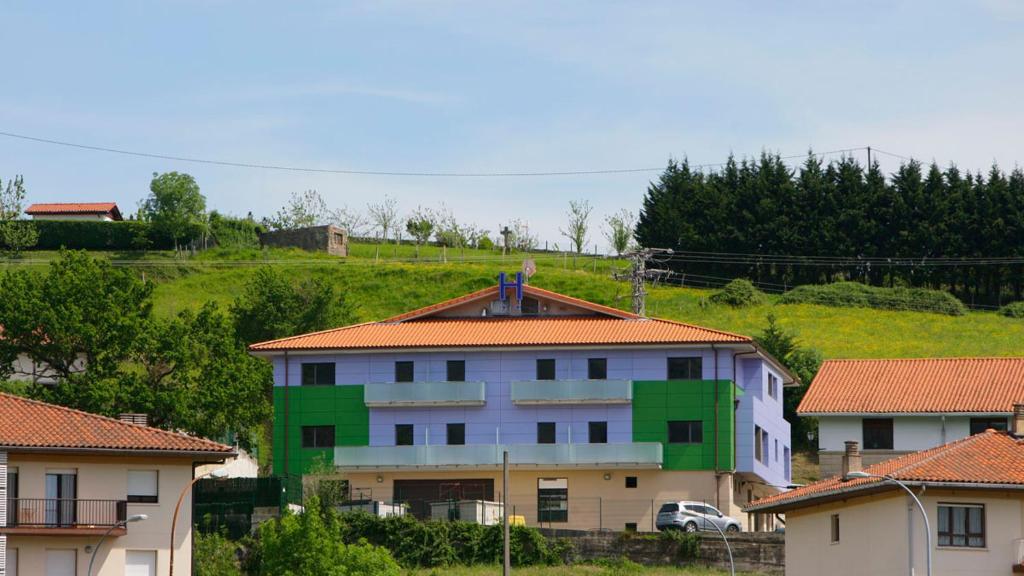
[1000,301,1024,318]
[779,282,967,316]
[31,220,174,250]
[210,212,264,249]
[708,278,766,307]
[193,530,242,576]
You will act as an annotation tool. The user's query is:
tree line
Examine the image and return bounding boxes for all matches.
[635,154,1024,306]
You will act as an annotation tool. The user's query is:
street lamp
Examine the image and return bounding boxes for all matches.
[846,471,932,576]
[88,513,148,576]
[169,467,229,576]
[706,520,736,576]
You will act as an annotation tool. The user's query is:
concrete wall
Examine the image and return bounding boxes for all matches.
[259,224,348,256]
[784,489,1024,576]
[6,453,196,576]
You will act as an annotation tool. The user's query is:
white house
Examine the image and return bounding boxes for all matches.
[25,203,123,222]
[799,357,1024,477]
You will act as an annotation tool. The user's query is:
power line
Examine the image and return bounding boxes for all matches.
[0,128,870,178]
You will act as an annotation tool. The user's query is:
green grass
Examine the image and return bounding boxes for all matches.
[8,243,1024,359]
[406,566,765,576]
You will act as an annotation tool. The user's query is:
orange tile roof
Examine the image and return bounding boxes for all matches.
[746,430,1024,512]
[798,357,1024,414]
[0,393,234,456]
[26,202,122,219]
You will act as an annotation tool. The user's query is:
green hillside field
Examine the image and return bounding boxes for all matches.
[6,244,1024,359]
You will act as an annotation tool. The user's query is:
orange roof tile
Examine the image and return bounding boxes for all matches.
[249,315,750,351]
[798,357,1024,414]
[746,431,1024,512]
[26,202,122,219]
[0,393,234,457]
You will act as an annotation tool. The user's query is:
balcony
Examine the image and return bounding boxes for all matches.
[335,442,662,471]
[2,499,128,536]
[364,381,486,408]
[511,379,632,405]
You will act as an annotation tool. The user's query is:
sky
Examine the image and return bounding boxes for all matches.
[2,1,1023,250]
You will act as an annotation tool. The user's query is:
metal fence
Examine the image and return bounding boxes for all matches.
[6,498,126,528]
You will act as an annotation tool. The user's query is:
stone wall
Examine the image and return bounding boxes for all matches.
[540,528,784,574]
[819,450,911,478]
[259,225,348,256]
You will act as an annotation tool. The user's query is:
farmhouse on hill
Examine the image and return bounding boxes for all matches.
[24,202,123,222]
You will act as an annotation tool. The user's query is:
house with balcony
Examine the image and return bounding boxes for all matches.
[0,393,234,576]
[745,429,1024,576]
[249,275,795,531]
[801,357,1024,477]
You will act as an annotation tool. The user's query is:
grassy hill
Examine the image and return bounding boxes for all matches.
[8,244,1024,358]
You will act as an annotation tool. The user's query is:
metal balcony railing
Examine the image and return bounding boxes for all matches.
[510,379,632,405]
[5,498,127,529]
[364,381,486,407]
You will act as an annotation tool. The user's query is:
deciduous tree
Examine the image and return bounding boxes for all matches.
[0,175,39,255]
[143,171,206,250]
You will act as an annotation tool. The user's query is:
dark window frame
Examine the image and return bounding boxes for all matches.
[446,360,466,382]
[969,417,1008,435]
[625,476,638,489]
[667,357,703,380]
[767,372,779,399]
[395,424,414,446]
[537,422,556,444]
[862,418,894,450]
[588,421,608,444]
[668,420,703,444]
[587,358,607,380]
[301,425,336,448]
[830,514,840,544]
[395,361,415,383]
[537,479,569,523]
[937,503,985,548]
[447,423,466,446]
[536,359,556,380]
[301,362,336,386]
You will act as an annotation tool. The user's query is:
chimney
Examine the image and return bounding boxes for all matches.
[842,441,862,477]
[1013,404,1024,437]
[119,413,148,427]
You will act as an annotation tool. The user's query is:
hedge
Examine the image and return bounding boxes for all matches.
[708,278,766,307]
[779,281,967,316]
[30,220,175,250]
[1000,301,1024,319]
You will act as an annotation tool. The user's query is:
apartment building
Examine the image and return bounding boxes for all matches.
[0,393,234,576]
[250,275,795,530]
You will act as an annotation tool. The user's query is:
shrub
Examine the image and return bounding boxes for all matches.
[779,282,967,316]
[31,220,175,250]
[193,530,242,576]
[708,278,766,307]
[210,212,264,249]
[1000,301,1024,318]
[657,529,701,561]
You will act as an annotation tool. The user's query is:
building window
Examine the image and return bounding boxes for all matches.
[830,514,840,543]
[127,470,159,503]
[125,550,157,576]
[537,422,556,444]
[625,476,638,489]
[538,478,568,523]
[755,425,764,463]
[588,421,608,443]
[767,372,779,400]
[774,439,779,462]
[301,362,335,386]
[395,361,414,382]
[667,357,702,380]
[520,297,540,315]
[624,522,637,532]
[446,360,466,382]
[938,504,985,548]
[668,420,703,444]
[588,358,607,380]
[536,359,556,380]
[969,417,1008,435]
[447,423,466,446]
[862,418,894,450]
[301,425,335,448]
[395,424,414,446]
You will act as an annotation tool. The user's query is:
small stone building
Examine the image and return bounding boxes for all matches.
[259,224,348,256]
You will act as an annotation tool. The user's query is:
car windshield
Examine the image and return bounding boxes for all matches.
[658,503,679,513]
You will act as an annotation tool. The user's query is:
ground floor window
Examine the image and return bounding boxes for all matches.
[125,550,157,576]
[938,503,985,548]
[830,514,840,543]
[537,478,568,523]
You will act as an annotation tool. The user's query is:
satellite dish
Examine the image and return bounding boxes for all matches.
[522,259,537,279]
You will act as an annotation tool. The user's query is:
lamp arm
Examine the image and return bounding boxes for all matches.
[169,474,206,576]
[707,519,735,576]
[88,520,127,576]
[879,474,933,576]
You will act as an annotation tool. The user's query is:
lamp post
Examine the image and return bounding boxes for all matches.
[88,514,148,576]
[846,471,932,576]
[169,467,228,576]
[706,520,735,576]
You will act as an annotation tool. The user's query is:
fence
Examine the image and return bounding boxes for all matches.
[6,498,126,528]
[193,477,286,539]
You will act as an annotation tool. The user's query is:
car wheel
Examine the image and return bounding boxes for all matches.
[726,524,740,533]
[684,521,698,533]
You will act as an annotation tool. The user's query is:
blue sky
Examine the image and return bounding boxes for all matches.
[2,1,1023,249]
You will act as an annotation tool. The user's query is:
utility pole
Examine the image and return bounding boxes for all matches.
[503,450,510,576]
[867,146,872,167]
[620,248,674,316]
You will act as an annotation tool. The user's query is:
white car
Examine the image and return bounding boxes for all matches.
[656,501,741,533]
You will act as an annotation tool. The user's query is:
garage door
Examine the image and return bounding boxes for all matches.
[125,551,156,576]
[6,548,16,576]
[46,549,75,576]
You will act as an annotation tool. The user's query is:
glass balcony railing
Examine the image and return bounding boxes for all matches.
[510,379,632,405]
[364,381,486,407]
[334,442,662,470]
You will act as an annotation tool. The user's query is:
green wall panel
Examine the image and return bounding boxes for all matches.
[272,385,369,476]
[632,379,736,471]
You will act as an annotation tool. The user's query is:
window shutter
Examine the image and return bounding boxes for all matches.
[127,470,159,501]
